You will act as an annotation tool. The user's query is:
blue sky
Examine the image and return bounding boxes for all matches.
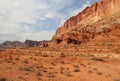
[0,0,99,43]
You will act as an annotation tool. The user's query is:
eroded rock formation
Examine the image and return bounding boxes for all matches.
[0,40,49,49]
[52,0,120,45]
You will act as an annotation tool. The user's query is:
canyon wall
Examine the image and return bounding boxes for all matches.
[56,0,120,35]
[52,0,120,45]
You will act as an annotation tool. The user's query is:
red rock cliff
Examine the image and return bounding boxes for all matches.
[56,0,120,35]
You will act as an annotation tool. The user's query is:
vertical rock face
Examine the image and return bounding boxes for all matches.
[55,0,120,35]
[56,16,77,34]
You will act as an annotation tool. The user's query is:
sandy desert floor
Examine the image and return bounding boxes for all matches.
[0,47,120,81]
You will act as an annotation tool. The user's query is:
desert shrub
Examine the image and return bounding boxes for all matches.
[60,67,65,74]
[114,49,120,53]
[91,57,105,62]
[88,70,93,74]
[80,63,86,67]
[0,78,6,81]
[114,78,120,81]
[65,68,72,76]
[40,68,48,72]
[93,67,98,71]
[36,64,43,69]
[19,66,34,72]
[0,60,3,64]
[42,54,49,57]
[96,71,103,75]
[0,78,15,81]
[60,53,65,57]
[15,56,20,60]
[47,71,56,78]
[30,57,33,59]
[73,64,80,72]
[23,59,29,64]
[5,79,15,81]
[60,61,65,64]
[73,64,79,68]
[88,62,91,65]
[51,62,56,66]
[36,71,43,76]
[4,58,13,63]
[74,68,80,72]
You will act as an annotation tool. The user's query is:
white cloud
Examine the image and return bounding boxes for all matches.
[0,0,75,43]
[37,4,49,10]
[44,12,65,19]
[45,13,55,19]
[0,0,38,35]
[39,17,46,20]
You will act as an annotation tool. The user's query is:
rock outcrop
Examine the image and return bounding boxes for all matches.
[52,0,120,45]
[25,40,40,47]
[0,40,49,50]
[0,41,25,49]
[56,0,120,35]
[25,40,49,47]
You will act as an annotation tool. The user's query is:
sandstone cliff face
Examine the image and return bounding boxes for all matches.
[53,0,120,45]
[56,0,120,35]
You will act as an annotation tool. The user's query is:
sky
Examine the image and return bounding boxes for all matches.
[0,0,99,43]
